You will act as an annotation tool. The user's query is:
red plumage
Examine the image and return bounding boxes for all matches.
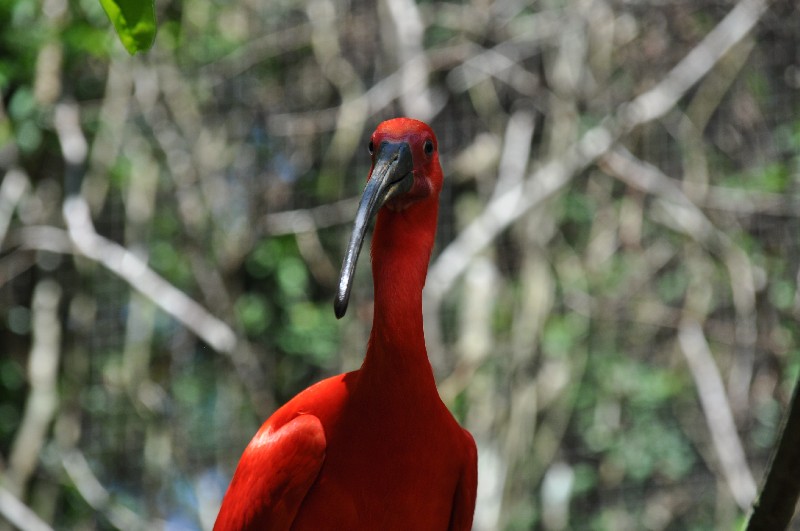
[214,118,477,530]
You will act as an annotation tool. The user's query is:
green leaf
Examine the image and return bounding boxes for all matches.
[99,0,156,54]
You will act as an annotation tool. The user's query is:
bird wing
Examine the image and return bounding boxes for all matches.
[447,429,479,531]
[214,414,326,531]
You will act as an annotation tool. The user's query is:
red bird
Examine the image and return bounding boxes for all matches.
[214,118,478,530]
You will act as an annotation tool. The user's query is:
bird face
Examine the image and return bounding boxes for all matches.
[368,118,442,211]
[334,118,442,319]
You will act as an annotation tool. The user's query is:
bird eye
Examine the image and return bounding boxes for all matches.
[368,141,374,154]
[423,139,434,155]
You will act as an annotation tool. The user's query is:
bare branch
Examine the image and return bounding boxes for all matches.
[200,23,312,82]
[600,147,720,243]
[307,0,369,182]
[446,40,542,97]
[52,99,238,355]
[83,58,132,213]
[426,0,770,306]
[0,168,30,248]
[677,320,757,510]
[382,0,436,119]
[62,197,237,353]
[60,449,159,530]
[0,485,53,531]
[601,146,759,417]
[619,0,769,127]
[492,107,536,200]
[6,280,62,499]
[0,251,37,289]
[258,197,360,236]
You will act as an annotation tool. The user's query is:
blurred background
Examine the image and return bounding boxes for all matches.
[1,0,799,529]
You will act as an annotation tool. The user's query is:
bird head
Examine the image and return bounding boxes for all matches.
[334,118,442,319]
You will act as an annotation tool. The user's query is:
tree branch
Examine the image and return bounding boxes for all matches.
[61,197,238,354]
[0,168,30,248]
[425,0,770,306]
[746,370,800,529]
[0,485,53,531]
[677,320,757,510]
[6,280,62,499]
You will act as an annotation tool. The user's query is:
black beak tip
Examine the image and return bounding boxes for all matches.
[334,297,347,319]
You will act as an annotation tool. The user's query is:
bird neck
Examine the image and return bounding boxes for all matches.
[361,200,438,388]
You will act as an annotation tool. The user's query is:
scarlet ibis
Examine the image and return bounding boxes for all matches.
[214,118,478,530]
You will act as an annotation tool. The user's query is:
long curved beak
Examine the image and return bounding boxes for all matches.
[334,141,414,319]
